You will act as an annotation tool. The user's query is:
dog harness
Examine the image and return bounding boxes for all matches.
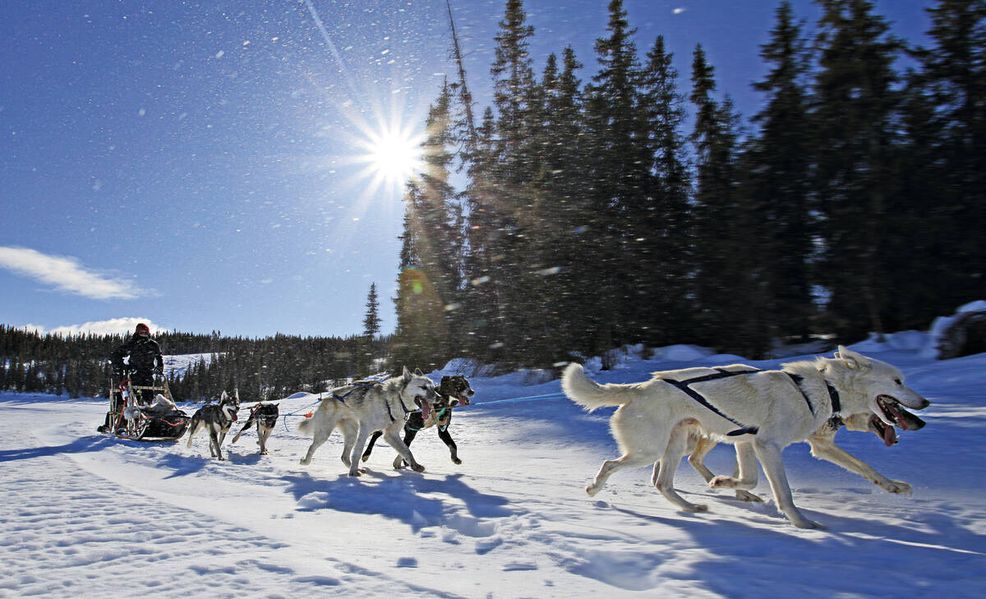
[331,380,379,404]
[661,368,761,436]
[785,372,843,428]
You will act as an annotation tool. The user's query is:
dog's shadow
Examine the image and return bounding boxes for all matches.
[282,470,512,532]
[599,499,986,595]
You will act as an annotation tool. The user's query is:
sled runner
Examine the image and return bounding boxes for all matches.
[97,374,190,441]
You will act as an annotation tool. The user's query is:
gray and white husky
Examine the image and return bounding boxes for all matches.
[563,346,929,528]
[186,390,240,461]
[298,367,438,476]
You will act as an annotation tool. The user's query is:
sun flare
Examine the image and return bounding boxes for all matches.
[356,125,424,189]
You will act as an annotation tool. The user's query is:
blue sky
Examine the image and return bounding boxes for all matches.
[0,0,932,338]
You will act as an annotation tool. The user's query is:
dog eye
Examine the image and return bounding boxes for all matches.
[894,378,901,385]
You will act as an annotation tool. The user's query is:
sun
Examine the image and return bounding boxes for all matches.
[355,124,424,190]
[367,131,423,182]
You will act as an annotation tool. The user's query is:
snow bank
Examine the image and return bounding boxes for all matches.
[921,300,986,359]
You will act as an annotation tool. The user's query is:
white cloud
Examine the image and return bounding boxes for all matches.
[22,317,164,337]
[673,7,687,15]
[0,246,148,300]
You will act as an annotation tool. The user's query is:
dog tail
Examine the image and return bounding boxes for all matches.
[186,417,198,447]
[562,363,635,411]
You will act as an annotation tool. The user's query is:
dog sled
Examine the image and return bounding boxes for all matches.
[97,374,191,441]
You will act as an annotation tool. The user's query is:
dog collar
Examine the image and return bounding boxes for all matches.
[825,382,841,414]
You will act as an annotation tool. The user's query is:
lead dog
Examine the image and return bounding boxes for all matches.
[186,390,240,461]
[562,346,929,528]
[231,402,279,455]
[361,374,475,468]
[298,367,438,476]
[683,409,924,502]
[655,365,926,501]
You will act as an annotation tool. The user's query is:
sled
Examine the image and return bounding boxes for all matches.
[97,374,191,441]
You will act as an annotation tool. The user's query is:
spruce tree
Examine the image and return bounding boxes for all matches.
[640,35,694,345]
[689,46,764,354]
[913,0,986,314]
[748,1,815,341]
[812,0,902,340]
[584,0,650,360]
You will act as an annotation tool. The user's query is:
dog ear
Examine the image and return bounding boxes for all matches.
[837,345,870,370]
[414,368,424,377]
[441,375,451,384]
[220,390,228,402]
[402,366,412,382]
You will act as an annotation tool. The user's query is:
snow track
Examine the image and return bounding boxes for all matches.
[3,346,986,597]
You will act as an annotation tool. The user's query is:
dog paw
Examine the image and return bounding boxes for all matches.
[411,464,425,473]
[709,475,736,489]
[881,480,912,495]
[452,457,462,465]
[735,490,763,503]
[585,484,600,497]
[361,454,370,463]
[792,518,824,530]
[299,458,310,466]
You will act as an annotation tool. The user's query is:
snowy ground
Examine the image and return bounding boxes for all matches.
[3,340,986,598]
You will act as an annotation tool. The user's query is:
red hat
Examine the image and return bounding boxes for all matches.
[135,323,150,335]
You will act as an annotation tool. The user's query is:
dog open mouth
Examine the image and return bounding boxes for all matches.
[455,393,471,406]
[414,396,433,421]
[874,395,926,445]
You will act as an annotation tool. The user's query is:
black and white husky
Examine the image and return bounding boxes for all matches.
[298,367,438,476]
[186,390,240,460]
[231,402,279,455]
[361,374,475,468]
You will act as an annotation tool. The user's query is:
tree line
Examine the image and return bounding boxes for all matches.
[393,0,985,370]
[0,324,385,401]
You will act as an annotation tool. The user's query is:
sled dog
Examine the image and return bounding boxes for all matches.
[186,390,240,461]
[231,402,279,455]
[362,374,475,468]
[298,367,438,476]
[683,409,924,502]
[654,364,925,501]
[562,346,929,528]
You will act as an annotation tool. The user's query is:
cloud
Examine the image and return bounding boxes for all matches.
[0,246,148,300]
[673,7,687,15]
[22,317,163,337]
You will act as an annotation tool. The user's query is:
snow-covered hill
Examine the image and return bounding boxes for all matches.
[2,340,985,597]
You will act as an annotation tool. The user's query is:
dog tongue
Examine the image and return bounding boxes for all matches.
[420,399,432,422]
[882,423,896,446]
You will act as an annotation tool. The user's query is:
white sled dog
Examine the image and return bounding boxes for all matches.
[298,367,438,476]
[657,365,926,502]
[562,346,929,528]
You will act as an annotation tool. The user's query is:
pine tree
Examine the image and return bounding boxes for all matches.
[358,282,381,375]
[911,0,986,314]
[532,48,592,359]
[748,1,815,341]
[639,34,694,345]
[689,45,764,354]
[813,0,902,340]
[362,282,381,339]
[583,0,650,361]
[487,0,543,366]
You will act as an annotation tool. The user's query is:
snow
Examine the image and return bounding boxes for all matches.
[922,300,986,359]
[3,344,986,597]
[163,353,215,378]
